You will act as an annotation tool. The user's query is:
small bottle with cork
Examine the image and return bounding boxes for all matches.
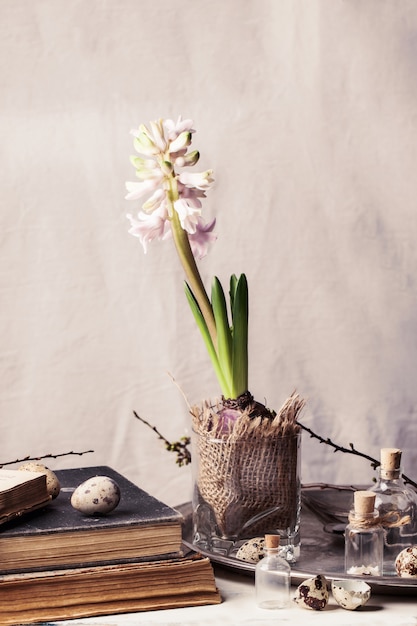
[369,447,417,575]
[345,490,384,576]
[255,534,291,609]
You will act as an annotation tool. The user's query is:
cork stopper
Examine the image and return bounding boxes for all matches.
[381,448,401,478]
[265,534,280,549]
[354,491,376,516]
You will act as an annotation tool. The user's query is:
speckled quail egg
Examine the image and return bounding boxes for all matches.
[395,545,417,578]
[18,462,61,499]
[71,475,121,515]
[331,579,371,610]
[235,537,265,563]
[293,574,329,610]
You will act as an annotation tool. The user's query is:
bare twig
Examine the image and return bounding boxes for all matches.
[0,450,94,468]
[297,421,417,491]
[133,411,191,466]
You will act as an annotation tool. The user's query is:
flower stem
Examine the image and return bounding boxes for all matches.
[167,179,217,346]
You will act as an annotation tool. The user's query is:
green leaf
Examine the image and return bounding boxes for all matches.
[211,277,233,397]
[229,274,238,315]
[231,273,249,397]
[184,282,231,398]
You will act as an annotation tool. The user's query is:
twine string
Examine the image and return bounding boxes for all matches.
[348,510,411,529]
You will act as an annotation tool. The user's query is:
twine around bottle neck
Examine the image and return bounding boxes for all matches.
[379,468,401,481]
[348,510,411,529]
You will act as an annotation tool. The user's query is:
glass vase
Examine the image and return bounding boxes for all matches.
[191,427,301,563]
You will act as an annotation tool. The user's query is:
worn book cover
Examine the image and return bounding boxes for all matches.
[0,550,222,624]
[0,465,183,573]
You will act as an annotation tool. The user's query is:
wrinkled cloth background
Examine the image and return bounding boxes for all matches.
[1,0,416,506]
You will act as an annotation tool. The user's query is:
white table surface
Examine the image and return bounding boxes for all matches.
[50,565,416,626]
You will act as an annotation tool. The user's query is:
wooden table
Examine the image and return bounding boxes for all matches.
[52,564,417,625]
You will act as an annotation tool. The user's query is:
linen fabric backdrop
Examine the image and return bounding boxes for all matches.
[1,0,417,507]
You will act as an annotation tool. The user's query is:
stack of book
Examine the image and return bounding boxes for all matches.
[0,465,221,624]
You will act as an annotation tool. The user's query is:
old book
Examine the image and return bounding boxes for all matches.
[0,550,222,624]
[0,469,51,525]
[0,466,183,573]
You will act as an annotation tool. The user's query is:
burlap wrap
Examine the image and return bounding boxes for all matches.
[191,393,304,539]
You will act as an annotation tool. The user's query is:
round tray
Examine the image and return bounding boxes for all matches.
[177,484,417,596]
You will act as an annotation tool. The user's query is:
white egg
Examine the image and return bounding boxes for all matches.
[71,476,121,515]
[293,574,329,610]
[331,579,371,610]
[235,537,265,563]
[395,545,417,578]
[19,462,61,499]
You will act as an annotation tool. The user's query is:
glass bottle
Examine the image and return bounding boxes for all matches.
[345,491,384,576]
[369,448,417,575]
[255,534,291,609]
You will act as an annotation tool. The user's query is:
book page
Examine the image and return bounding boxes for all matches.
[0,470,41,492]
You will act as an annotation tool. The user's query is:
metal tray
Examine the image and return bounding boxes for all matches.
[177,484,417,596]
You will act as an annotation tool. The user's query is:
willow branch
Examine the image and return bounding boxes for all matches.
[0,449,94,468]
[297,421,417,490]
[133,411,191,466]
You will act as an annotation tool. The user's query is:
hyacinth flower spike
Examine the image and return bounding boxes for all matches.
[126,117,248,401]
